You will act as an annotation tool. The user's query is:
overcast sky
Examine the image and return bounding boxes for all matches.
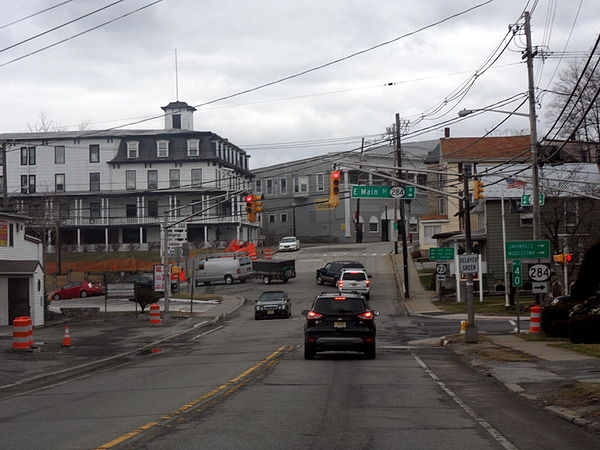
[0,0,598,168]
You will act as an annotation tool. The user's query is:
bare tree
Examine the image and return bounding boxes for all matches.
[545,51,600,149]
[27,112,66,132]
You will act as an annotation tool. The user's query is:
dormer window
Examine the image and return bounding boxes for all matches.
[187,139,199,157]
[127,141,139,158]
[157,140,169,158]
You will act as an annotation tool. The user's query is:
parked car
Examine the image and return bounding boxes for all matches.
[194,256,253,285]
[50,281,104,301]
[315,260,365,286]
[278,236,300,252]
[254,291,291,320]
[337,269,371,299]
[302,292,379,359]
[550,295,571,305]
[127,273,154,287]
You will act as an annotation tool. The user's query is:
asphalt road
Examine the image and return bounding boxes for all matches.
[0,242,598,449]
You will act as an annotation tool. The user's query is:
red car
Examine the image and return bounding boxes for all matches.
[50,281,104,300]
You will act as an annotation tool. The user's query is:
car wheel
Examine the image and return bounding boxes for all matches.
[203,281,211,286]
[224,275,234,285]
[80,290,88,298]
[287,311,291,319]
[53,294,61,301]
[282,276,288,283]
[316,276,323,285]
[304,345,316,360]
[365,343,376,360]
[263,276,270,284]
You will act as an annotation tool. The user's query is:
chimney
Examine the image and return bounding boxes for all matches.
[444,127,450,138]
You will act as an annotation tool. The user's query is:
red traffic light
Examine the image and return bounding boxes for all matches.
[244,195,253,202]
[565,253,573,263]
[331,170,341,179]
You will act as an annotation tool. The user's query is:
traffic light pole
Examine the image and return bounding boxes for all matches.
[462,165,479,343]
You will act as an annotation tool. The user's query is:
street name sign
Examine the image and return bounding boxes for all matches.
[429,247,455,261]
[459,254,479,274]
[528,263,551,282]
[505,240,551,259]
[512,260,523,287]
[351,185,390,198]
[521,194,545,206]
[351,185,416,199]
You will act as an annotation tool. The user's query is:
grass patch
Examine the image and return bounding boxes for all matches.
[516,333,567,342]
[545,382,600,412]
[549,343,600,358]
[434,296,534,315]
[468,345,537,362]
[418,272,434,290]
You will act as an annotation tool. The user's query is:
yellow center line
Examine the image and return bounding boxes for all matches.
[95,346,291,449]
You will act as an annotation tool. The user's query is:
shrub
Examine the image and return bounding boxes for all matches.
[568,314,600,344]
[132,285,161,312]
[541,301,580,337]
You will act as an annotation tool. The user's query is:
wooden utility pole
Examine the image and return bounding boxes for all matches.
[1,142,7,210]
[355,138,364,243]
[395,113,410,298]
[462,165,479,343]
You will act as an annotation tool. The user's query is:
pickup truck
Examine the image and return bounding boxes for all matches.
[315,260,365,286]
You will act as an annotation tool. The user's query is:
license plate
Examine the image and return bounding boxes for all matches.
[267,310,275,315]
[334,321,346,328]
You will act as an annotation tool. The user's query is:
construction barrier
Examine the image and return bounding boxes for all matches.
[62,325,72,347]
[264,249,273,260]
[149,303,161,324]
[12,316,32,351]
[529,305,541,334]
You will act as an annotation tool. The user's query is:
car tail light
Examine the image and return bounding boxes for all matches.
[365,280,370,286]
[337,280,343,288]
[307,311,323,319]
[88,282,93,288]
[358,311,374,320]
[333,297,347,300]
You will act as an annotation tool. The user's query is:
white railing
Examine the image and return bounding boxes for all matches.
[60,216,253,226]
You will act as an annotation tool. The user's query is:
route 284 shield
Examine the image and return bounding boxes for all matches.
[528,263,551,282]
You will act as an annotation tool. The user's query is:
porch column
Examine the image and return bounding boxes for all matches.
[77,228,81,246]
[105,228,109,251]
[139,227,143,244]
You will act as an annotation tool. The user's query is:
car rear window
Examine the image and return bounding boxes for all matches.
[313,297,366,314]
[342,262,364,269]
[341,272,367,281]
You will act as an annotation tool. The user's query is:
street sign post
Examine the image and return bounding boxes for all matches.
[428,247,455,261]
[512,260,523,287]
[459,254,479,274]
[505,240,551,260]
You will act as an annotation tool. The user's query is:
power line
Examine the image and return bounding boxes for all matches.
[0,0,76,30]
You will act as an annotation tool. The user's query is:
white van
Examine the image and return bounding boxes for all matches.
[194,256,253,285]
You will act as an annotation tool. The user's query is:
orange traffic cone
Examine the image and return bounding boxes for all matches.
[62,325,72,347]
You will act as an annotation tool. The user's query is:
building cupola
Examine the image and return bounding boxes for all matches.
[161,101,196,130]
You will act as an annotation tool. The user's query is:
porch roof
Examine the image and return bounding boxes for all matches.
[0,260,42,275]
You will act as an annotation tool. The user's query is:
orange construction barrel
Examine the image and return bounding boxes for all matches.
[12,316,32,351]
[149,303,161,324]
[529,305,541,334]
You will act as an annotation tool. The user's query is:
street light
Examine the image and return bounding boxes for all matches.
[457,108,530,118]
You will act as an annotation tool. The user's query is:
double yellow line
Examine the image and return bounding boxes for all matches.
[96,345,294,449]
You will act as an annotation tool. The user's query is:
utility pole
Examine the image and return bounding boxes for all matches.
[524,11,541,240]
[396,113,410,298]
[1,141,7,210]
[161,216,171,321]
[462,165,479,343]
[355,138,364,243]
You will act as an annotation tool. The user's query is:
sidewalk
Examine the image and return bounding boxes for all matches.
[0,295,245,392]
[390,252,442,314]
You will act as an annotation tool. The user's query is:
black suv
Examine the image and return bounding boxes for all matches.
[315,261,365,286]
[302,292,379,360]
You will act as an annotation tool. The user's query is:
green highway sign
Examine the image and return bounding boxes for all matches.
[505,240,551,259]
[521,194,545,206]
[351,185,390,198]
[351,185,416,199]
[512,260,523,287]
[428,247,455,261]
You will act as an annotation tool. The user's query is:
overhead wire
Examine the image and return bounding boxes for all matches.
[0,0,76,30]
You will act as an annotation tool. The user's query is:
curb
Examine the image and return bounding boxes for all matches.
[389,253,411,315]
[0,296,246,392]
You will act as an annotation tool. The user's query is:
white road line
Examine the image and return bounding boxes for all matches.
[412,354,518,450]
[192,320,210,329]
[191,325,224,341]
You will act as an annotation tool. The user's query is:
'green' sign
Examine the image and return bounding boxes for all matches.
[512,260,523,287]
[521,194,545,206]
[429,247,455,261]
[351,185,390,198]
[505,240,551,259]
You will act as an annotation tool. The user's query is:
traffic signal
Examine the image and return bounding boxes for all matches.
[245,195,256,222]
[329,170,341,207]
[553,253,574,264]
[252,194,263,213]
[473,180,484,200]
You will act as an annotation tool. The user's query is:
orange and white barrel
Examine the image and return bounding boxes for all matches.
[529,305,541,334]
[12,316,32,351]
[264,249,273,260]
[149,304,161,324]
